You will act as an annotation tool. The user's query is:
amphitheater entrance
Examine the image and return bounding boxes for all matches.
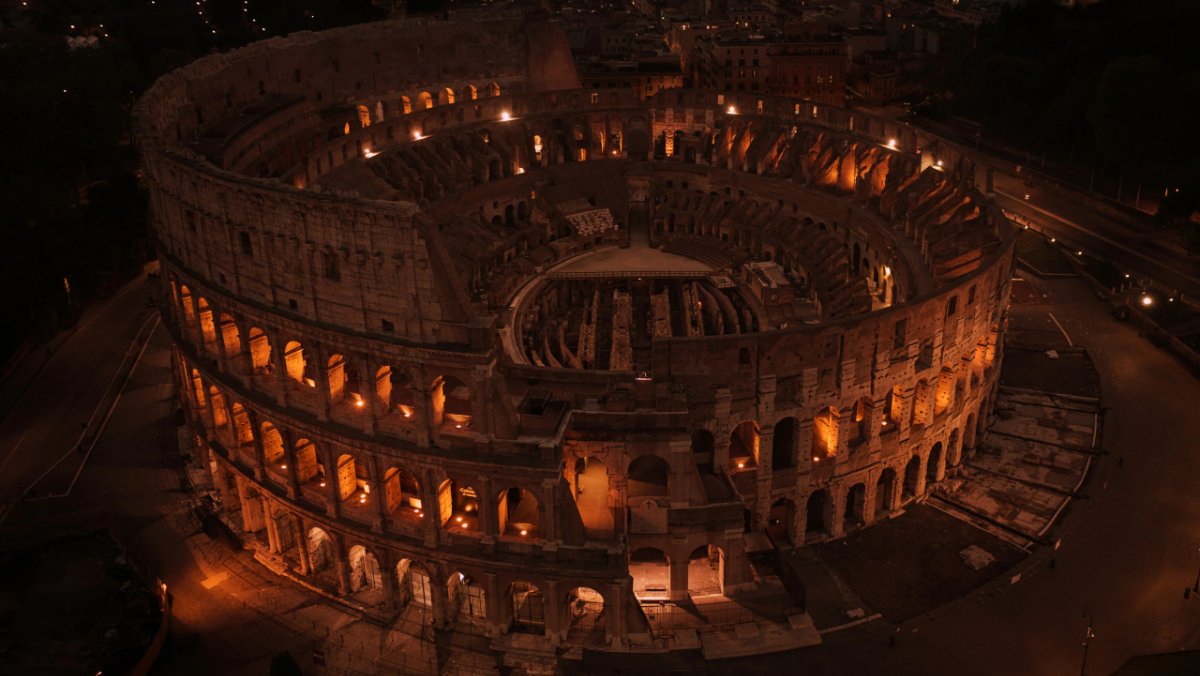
[574,457,613,537]
[630,547,670,598]
[843,483,866,532]
[876,468,896,516]
[498,487,541,538]
[447,572,487,626]
[767,498,795,545]
[805,489,830,537]
[509,581,546,635]
[687,545,725,596]
[927,442,944,485]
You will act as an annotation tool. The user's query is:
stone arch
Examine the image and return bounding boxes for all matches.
[902,455,921,500]
[630,547,670,598]
[772,417,797,470]
[218,313,240,357]
[805,489,830,536]
[438,478,479,530]
[282,340,311,385]
[812,406,838,460]
[207,385,228,428]
[948,428,962,467]
[498,486,540,537]
[348,544,382,592]
[431,374,472,429]
[417,91,433,109]
[448,570,487,621]
[565,586,606,639]
[729,420,760,468]
[382,466,422,515]
[844,483,866,531]
[307,526,333,571]
[335,452,359,501]
[178,284,196,325]
[627,454,669,497]
[438,87,455,106]
[462,84,478,100]
[260,421,284,465]
[399,95,412,114]
[326,353,351,404]
[294,438,321,484]
[964,412,978,454]
[875,468,897,516]
[397,559,433,608]
[934,367,955,415]
[247,327,272,373]
[573,456,611,534]
[927,442,944,485]
[509,581,545,634]
[688,544,725,596]
[851,396,871,445]
[487,81,501,97]
[767,498,795,544]
[196,297,217,350]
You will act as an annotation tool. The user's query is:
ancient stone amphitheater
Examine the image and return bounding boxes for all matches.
[135,15,1014,663]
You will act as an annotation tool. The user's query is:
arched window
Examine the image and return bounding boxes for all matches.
[627,455,669,497]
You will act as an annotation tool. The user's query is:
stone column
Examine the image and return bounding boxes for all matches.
[540,478,558,543]
[247,410,267,481]
[479,475,498,538]
[669,556,688,601]
[262,497,281,553]
[330,531,351,595]
[430,565,451,629]
[371,457,388,534]
[294,514,312,575]
[237,478,266,533]
[311,344,332,422]
[828,485,845,538]
[755,426,775,529]
[355,355,378,436]
[268,330,289,407]
[543,579,563,641]
[485,573,503,636]
[862,478,878,526]
[323,450,341,519]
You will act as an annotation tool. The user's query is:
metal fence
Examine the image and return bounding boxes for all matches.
[640,597,790,635]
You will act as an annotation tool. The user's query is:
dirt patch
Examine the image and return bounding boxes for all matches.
[813,504,1025,622]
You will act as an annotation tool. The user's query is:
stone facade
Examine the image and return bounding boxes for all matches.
[136,16,1014,654]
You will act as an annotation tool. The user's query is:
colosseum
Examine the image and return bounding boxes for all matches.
[134,14,1013,663]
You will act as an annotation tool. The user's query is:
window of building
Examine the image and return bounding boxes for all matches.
[322,251,340,281]
[239,232,253,257]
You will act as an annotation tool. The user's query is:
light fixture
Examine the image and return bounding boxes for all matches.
[1141,294,1154,307]
[456,516,463,523]
[500,111,512,121]
[726,105,738,115]
[412,131,423,141]
[736,461,745,469]
[520,529,528,536]
[886,138,897,150]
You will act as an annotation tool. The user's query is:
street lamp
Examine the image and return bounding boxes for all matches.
[1140,294,1154,307]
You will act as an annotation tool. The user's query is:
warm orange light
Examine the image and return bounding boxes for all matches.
[355,399,364,408]
[456,516,463,523]
[520,529,528,536]
[412,131,423,141]
[736,461,745,469]
[886,138,897,150]
[319,481,326,487]
[461,522,469,528]
[500,111,512,121]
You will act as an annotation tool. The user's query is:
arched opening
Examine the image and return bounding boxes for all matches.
[207,386,228,429]
[851,397,871,445]
[771,417,796,470]
[356,104,371,128]
[197,297,217,351]
[399,95,412,114]
[566,586,606,640]
[179,284,196,326]
[295,438,322,489]
[374,100,385,123]
[438,479,479,531]
[574,457,612,535]
[812,406,838,460]
[438,87,455,105]
[326,354,352,404]
[462,84,478,100]
[875,468,896,516]
[248,327,272,374]
[687,545,725,596]
[431,374,472,429]
[927,442,944,485]
[307,527,332,572]
[627,455,669,497]
[729,420,759,469]
[283,341,311,386]
[260,420,284,465]
[691,429,715,473]
[396,559,433,609]
[902,455,921,501]
[487,81,501,97]
[767,498,795,544]
[232,405,256,458]
[935,368,955,415]
[843,483,866,531]
[348,545,382,592]
[964,412,978,455]
[498,487,540,538]
[948,428,962,467]
[629,548,670,598]
[448,571,487,622]
[805,489,829,536]
[383,466,422,515]
[335,453,359,502]
[417,91,433,109]
[219,313,240,357]
[510,581,545,634]
[882,385,901,431]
